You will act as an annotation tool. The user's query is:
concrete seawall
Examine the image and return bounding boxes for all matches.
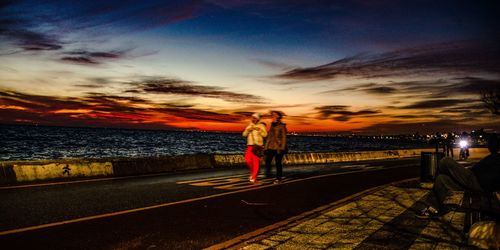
[0,148,489,185]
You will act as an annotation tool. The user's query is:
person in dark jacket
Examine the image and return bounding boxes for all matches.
[264,111,287,184]
[418,134,500,217]
[444,132,454,158]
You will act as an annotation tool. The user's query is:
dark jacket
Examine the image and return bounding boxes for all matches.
[471,153,500,192]
[264,122,287,151]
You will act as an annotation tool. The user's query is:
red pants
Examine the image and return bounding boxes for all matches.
[245,146,260,181]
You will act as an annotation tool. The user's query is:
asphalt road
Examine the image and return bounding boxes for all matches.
[0,158,420,249]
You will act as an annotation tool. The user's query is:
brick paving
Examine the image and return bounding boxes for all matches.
[233,180,472,250]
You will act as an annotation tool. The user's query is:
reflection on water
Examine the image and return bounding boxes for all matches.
[0,125,429,160]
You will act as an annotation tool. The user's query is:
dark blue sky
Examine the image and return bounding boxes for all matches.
[1,0,499,133]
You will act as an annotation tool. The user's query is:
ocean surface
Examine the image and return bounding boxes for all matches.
[0,124,430,161]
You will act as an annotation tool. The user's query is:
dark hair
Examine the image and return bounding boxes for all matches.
[488,133,499,154]
[271,110,283,119]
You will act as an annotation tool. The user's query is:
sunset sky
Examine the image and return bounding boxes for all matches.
[1,0,499,134]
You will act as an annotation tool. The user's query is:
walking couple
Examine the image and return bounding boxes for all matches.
[242,111,287,184]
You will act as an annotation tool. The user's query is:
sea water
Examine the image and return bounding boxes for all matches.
[0,124,429,160]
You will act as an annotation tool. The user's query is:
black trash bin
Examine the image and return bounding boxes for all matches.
[420,152,444,182]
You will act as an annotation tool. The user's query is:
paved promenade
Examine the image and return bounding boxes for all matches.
[221,179,471,250]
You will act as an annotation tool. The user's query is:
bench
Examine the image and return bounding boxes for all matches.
[462,191,500,234]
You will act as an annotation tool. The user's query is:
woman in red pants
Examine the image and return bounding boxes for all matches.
[242,113,267,183]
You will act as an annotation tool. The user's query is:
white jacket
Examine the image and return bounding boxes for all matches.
[242,122,267,146]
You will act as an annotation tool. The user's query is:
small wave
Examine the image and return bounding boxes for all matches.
[0,125,429,160]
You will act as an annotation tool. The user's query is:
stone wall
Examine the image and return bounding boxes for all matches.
[0,148,489,185]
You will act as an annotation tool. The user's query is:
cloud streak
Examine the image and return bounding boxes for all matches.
[128,77,266,103]
[315,105,380,121]
[322,77,500,110]
[400,99,472,109]
[276,40,500,81]
[60,49,129,65]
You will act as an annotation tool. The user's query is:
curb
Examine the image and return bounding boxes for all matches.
[205,177,419,250]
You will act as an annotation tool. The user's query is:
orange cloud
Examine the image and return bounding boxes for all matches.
[0,105,27,110]
[53,109,93,114]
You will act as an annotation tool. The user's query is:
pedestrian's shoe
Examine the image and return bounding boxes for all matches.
[415,206,439,219]
[273,179,281,184]
[249,178,256,184]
